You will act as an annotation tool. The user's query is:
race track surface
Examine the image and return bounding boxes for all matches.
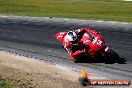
[0,16,132,79]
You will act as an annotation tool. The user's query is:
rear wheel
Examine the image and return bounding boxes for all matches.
[104,49,119,64]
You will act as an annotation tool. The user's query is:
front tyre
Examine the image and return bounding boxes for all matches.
[73,58,79,63]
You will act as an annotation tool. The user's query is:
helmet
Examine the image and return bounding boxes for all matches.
[66,31,77,42]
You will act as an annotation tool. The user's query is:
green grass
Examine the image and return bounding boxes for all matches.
[0,0,132,22]
[0,80,15,88]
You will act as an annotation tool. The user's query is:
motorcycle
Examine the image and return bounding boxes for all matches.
[55,28,117,63]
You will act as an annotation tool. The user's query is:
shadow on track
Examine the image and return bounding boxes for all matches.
[76,50,127,64]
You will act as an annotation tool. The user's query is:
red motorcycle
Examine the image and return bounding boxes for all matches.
[55,28,117,63]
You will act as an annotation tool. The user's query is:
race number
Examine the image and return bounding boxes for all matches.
[96,40,102,46]
[57,32,65,38]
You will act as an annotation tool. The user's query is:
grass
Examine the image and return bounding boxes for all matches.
[0,0,132,22]
[0,79,15,88]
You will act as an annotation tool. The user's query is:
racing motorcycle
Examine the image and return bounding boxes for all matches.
[55,28,117,63]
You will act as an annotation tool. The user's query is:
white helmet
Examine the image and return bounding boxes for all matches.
[66,31,77,42]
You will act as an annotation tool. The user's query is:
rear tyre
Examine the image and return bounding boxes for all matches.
[105,49,119,64]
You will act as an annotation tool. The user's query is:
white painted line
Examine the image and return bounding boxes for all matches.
[1,16,8,17]
[48,50,52,52]
[124,0,132,1]
[55,64,69,70]
[0,15,131,24]
[80,20,86,21]
[64,18,70,20]
[96,21,104,23]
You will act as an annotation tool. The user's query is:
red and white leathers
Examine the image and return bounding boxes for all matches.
[62,27,98,61]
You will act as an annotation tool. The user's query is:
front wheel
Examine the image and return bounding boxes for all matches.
[73,56,80,63]
[73,59,79,63]
[73,54,85,63]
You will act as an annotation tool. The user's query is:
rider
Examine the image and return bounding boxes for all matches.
[63,27,97,61]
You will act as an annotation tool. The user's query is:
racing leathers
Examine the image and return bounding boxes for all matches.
[63,27,97,61]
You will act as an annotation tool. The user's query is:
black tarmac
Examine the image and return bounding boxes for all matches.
[0,16,132,79]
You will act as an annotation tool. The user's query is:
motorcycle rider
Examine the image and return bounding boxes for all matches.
[63,27,97,61]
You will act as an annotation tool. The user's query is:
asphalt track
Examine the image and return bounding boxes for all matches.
[0,16,132,80]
